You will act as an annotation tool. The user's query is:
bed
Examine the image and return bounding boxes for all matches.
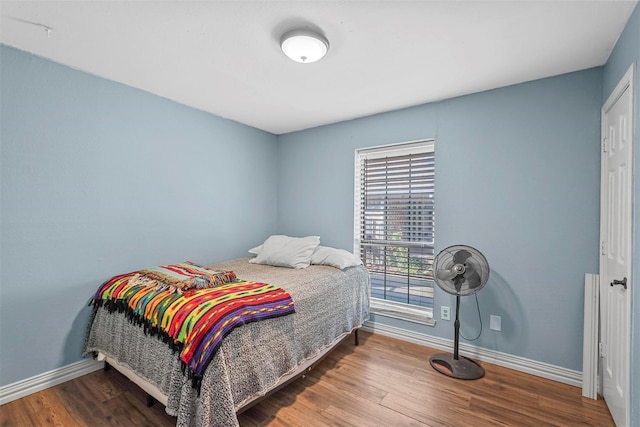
[84,256,370,427]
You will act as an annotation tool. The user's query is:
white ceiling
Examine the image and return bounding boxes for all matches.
[1,1,637,135]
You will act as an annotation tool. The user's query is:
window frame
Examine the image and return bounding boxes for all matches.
[354,139,436,326]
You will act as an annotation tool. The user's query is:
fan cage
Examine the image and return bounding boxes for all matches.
[433,245,489,296]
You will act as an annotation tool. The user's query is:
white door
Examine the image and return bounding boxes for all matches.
[600,65,634,427]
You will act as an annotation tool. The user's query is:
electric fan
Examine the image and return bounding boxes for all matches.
[430,245,490,380]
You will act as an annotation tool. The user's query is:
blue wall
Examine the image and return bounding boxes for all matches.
[0,45,278,386]
[0,7,637,420]
[278,68,603,372]
[602,3,639,425]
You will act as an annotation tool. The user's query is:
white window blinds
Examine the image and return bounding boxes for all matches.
[354,140,435,308]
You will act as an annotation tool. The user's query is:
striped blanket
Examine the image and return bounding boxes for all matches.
[129,262,238,292]
[90,269,295,389]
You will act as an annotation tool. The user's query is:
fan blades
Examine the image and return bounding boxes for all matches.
[436,269,458,281]
[437,259,466,281]
[452,249,472,264]
[463,263,482,289]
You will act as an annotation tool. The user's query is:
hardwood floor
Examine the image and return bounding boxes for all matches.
[0,331,614,426]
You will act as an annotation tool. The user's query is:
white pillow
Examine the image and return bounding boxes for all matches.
[248,245,262,255]
[311,246,363,270]
[249,235,320,269]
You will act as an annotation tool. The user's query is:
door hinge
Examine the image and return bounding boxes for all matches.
[599,342,605,358]
[602,137,607,152]
[601,241,606,256]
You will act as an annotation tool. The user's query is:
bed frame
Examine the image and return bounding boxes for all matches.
[99,328,359,413]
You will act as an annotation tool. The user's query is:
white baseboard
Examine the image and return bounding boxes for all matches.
[361,320,582,388]
[0,358,104,406]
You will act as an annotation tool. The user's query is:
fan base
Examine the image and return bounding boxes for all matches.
[429,353,485,380]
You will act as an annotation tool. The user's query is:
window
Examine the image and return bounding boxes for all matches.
[354,140,435,324]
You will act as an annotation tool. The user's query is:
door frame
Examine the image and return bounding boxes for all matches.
[599,63,634,427]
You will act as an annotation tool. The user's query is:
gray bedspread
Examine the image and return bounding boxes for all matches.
[84,258,370,427]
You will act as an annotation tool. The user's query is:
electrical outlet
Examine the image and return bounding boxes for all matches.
[490,315,502,331]
[441,306,450,321]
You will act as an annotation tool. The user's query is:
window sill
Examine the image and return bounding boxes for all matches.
[370,298,436,327]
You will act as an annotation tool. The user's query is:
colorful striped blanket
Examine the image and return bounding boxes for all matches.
[129,262,237,292]
[90,268,295,389]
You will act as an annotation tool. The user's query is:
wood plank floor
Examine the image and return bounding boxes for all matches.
[0,331,614,426]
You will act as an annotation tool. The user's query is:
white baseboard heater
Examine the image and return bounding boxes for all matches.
[582,273,599,399]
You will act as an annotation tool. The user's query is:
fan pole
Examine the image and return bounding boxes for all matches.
[453,294,461,360]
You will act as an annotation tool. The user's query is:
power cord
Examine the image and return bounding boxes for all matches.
[459,293,482,341]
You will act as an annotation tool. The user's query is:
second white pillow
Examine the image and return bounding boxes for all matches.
[311,246,363,269]
[249,235,320,269]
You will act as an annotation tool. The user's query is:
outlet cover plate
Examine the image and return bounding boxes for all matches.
[441,306,450,321]
[490,315,502,331]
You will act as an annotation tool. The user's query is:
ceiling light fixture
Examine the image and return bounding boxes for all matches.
[280,29,329,64]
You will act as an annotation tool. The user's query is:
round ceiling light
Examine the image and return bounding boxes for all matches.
[280,29,329,63]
